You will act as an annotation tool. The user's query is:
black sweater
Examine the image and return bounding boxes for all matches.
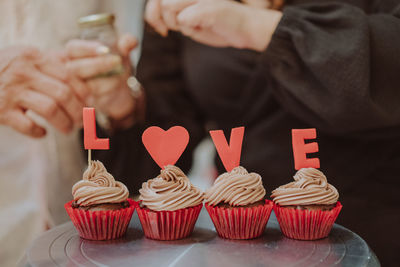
[94,1,400,265]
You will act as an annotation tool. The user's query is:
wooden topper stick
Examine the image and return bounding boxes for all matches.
[88,149,92,166]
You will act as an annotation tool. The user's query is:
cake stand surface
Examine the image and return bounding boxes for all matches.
[26,209,380,267]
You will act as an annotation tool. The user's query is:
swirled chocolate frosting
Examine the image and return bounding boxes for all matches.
[72,160,129,206]
[205,166,266,207]
[139,165,203,211]
[271,168,339,206]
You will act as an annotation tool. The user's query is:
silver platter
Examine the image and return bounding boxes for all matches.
[26,209,379,267]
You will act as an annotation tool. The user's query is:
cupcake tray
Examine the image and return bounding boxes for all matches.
[26,208,379,267]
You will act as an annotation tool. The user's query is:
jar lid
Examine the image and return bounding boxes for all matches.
[78,13,115,27]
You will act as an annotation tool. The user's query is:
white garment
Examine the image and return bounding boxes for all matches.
[0,1,98,266]
[0,1,145,265]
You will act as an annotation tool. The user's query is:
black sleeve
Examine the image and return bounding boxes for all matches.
[262,2,400,136]
[93,28,205,193]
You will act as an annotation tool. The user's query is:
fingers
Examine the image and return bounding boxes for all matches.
[65,39,110,59]
[242,0,270,8]
[67,36,137,59]
[177,2,208,29]
[145,0,198,35]
[85,76,135,120]
[16,89,73,134]
[176,3,210,40]
[33,51,88,121]
[177,2,229,47]
[87,76,121,97]
[69,76,90,102]
[18,46,42,60]
[118,34,138,57]
[29,70,83,124]
[35,50,89,104]
[86,77,122,111]
[161,0,196,31]
[145,0,168,36]
[160,0,180,31]
[36,50,69,82]
[66,54,122,79]
[3,110,46,138]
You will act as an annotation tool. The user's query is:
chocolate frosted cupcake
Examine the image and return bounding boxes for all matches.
[136,165,203,240]
[204,166,273,240]
[65,160,135,240]
[271,168,342,240]
[72,161,130,210]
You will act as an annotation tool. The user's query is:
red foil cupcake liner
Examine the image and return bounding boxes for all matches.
[273,202,342,240]
[64,199,136,241]
[136,203,202,240]
[205,200,273,240]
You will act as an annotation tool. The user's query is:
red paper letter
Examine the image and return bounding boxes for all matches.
[83,107,109,150]
[292,128,320,170]
[142,126,189,168]
[210,127,245,172]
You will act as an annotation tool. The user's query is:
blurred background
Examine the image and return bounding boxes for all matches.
[1,0,400,266]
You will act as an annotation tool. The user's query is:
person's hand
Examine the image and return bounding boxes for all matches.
[145,0,282,52]
[145,0,197,36]
[65,34,138,125]
[177,0,282,51]
[242,0,284,9]
[38,50,90,105]
[0,46,85,138]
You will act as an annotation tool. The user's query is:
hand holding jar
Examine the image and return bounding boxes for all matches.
[0,46,85,137]
[65,14,139,130]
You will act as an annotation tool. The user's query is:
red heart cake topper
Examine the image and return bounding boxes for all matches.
[83,107,109,150]
[292,128,320,170]
[142,126,189,169]
[210,127,245,172]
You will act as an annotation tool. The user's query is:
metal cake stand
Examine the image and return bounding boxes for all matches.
[26,209,379,267]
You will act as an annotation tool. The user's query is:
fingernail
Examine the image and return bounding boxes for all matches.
[96,46,110,55]
[160,28,168,37]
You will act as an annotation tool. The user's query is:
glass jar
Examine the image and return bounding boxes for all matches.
[78,13,123,77]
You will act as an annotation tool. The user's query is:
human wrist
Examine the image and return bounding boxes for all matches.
[246,8,282,52]
[106,88,136,128]
[108,76,144,131]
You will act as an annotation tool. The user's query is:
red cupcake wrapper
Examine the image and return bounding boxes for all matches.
[64,199,136,241]
[273,201,343,240]
[136,203,202,241]
[205,200,274,240]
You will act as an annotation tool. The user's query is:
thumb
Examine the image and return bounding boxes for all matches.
[177,2,211,29]
[177,3,206,30]
[4,110,46,138]
[145,0,168,36]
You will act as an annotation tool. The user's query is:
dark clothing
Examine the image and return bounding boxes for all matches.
[95,0,400,265]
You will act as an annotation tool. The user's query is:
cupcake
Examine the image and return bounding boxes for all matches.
[271,168,342,240]
[136,165,203,240]
[204,166,273,240]
[65,160,135,240]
